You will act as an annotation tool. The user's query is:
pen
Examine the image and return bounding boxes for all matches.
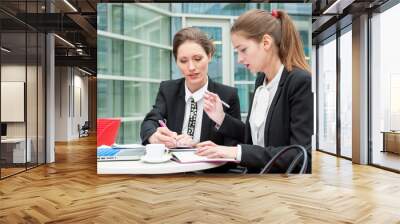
[219,100,230,109]
[205,90,230,109]
[158,120,177,149]
[158,120,167,127]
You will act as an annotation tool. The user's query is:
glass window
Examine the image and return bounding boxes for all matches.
[111,4,123,34]
[1,31,28,177]
[151,3,171,11]
[371,3,400,171]
[0,2,46,179]
[262,3,312,15]
[124,41,170,80]
[97,79,160,118]
[97,4,107,31]
[117,120,142,144]
[340,28,352,158]
[123,4,170,46]
[235,83,255,114]
[97,36,108,75]
[97,79,160,144]
[112,39,124,76]
[175,3,257,16]
[318,36,337,154]
[98,4,171,144]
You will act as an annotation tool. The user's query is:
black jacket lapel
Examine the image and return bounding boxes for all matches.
[174,80,186,134]
[264,68,289,146]
[200,78,214,141]
[245,73,265,144]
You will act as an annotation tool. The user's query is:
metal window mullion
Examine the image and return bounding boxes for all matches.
[316,44,320,151]
[36,20,39,167]
[336,28,341,157]
[367,11,373,165]
[25,4,28,170]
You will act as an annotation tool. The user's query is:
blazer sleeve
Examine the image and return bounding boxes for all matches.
[221,88,243,146]
[140,82,167,145]
[288,73,313,148]
[218,112,245,143]
[217,74,264,143]
[240,73,313,172]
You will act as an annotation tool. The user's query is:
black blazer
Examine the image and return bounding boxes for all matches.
[218,67,313,173]
[140,77,241,146]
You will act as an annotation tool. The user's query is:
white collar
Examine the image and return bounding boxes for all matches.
[185,80,208,102]
[263,64,284,90]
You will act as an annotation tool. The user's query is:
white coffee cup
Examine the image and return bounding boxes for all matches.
[145,144,166,159]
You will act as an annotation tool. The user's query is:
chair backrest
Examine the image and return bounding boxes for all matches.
[259,145,309,175]
[97,118,121,146]
[82,121,89,129]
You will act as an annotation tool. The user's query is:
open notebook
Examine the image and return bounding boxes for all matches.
[171,151,237,163]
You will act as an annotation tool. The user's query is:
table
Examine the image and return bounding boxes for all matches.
[97,159,225,174]
[381,131,400,154]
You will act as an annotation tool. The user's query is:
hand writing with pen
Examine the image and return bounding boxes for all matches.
[148,120,196,148]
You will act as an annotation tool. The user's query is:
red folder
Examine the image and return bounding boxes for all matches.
[97,118,121,147]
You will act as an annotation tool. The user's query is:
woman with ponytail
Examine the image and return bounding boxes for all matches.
[196,9,313,173]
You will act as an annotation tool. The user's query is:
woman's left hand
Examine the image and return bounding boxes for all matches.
[176,133,196,147]
[196,144,238,159]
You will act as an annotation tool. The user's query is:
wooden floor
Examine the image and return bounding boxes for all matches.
[1,136,400,223]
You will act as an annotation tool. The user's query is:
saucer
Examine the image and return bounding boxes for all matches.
[141,154,172,163]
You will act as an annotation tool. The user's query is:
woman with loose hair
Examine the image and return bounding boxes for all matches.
[140,27,241,150]
[197,9,313,173]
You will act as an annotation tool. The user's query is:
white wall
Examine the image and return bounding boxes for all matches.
[55,66,69,141]
[1,63,46,163]
[1,65,33,138]
[71,73,89,138]
[55,67,89,141]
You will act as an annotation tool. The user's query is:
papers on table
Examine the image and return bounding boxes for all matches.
[168,147,197,152]
[111,143,145,149]
[171,151,236,163]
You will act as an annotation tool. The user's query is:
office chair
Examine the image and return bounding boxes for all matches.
[78,121,90,138]
[259,145,308,175]
[97,118,121,147]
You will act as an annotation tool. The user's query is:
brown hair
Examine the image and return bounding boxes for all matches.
[172,27,215,61]
[231,9,310,73]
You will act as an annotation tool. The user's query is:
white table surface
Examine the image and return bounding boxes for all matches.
[97,159,226,174]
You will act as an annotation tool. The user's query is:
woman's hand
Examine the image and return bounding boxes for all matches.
[203,91,225,126]
[148,127,178,148]
[175,133,196,147]
[196,141,237,159]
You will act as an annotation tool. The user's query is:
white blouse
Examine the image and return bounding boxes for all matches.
[236,64,284,161]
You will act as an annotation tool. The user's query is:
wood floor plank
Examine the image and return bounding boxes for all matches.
[0,135,400,223]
